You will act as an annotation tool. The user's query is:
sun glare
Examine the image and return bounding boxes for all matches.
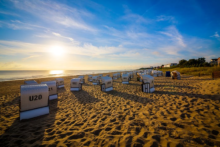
[50,70,63,75]
[49,46,64,56]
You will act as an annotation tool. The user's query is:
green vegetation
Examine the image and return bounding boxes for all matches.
[178,57,212,67]
[159,66,220,76]
[139,57,219,76]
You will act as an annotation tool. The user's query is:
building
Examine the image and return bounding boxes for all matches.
[210,59,218,65]
[164,63,178,68]
[218,57,220,66]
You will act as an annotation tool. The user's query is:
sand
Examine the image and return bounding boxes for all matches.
[0,73,220,147]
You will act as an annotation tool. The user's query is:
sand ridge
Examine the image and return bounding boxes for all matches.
[0,73,220,147]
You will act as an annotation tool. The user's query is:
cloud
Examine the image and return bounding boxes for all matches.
[211,32,220,40]
[121,14,149,24]
[157,15,177,23]
[0,20,48,30]
[0,10,20,16]
[0,62,22,69]
[160,26,186,47]
[10,0,96,32]
[22,55,39,60]
[52,32,79,44]
[152,51,162,56]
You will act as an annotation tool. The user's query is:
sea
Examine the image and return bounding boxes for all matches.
[0,70,124,82]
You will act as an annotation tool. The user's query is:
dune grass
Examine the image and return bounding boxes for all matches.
[158,66,220,76]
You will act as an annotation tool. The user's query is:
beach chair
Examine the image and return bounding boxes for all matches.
[70,78,82,91]
[20,84,49,120]
[88,75,93,82]
[113,73,118,80]
[117,73,121,78]
[166,71,171,77]
[55,78,64,88]
[141,75,155,93]
[152,70,158,77]
[92,76,100,85]
[137,73,145,82]
[78,76,85,84]
[41,81,58,100]
[122,74,129,84]
[98,74,103,80]
[24,80,38,85]
[100,76,113,92]
[171,71,181,80]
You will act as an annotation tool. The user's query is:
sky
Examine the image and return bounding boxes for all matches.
[0,0,220,70]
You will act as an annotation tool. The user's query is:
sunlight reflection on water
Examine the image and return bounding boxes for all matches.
[49,70,64,75]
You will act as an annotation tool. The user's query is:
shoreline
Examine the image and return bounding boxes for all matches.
[0,70,125,83]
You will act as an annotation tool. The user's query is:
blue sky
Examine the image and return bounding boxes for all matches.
[0,0,219,70]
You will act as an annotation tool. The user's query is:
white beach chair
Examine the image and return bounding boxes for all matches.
[92,76,100,85]
[100,76,113,92]
[55,78,64,88]
[141,75,155,93]
[70,78,82,91]
[122,74,129,84]
[24,80,38,85]
[88,75,93,82]
[41,81,58,100]
[20,84,49,120]
[113,73,118,80]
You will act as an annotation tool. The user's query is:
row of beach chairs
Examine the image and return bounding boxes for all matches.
[20,70,180,121]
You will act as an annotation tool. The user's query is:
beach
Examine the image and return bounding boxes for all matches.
[0,72,220,147]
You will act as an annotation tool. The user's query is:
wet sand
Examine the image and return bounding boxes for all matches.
[0,73,220,147]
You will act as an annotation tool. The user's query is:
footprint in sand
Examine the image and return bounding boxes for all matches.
[212,130,219,135]
[68,132,85,139]
[92,129,102,136]
[152,135,160,142]
[170,117,177,121]
[105,127,112,131]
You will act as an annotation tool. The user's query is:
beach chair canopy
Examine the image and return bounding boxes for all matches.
[166,71,171,77]
[24,80,38,85]
[41,81,57,96]
[20,84,49,112]
[78,75,84,79]
[70,78,81,88]
[101,76,112,88]
[171,70,181,79]
[122,74,129,82]
[141,75,154,88]
[55,78,64,86]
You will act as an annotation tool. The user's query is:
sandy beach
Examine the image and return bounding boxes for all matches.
[0,72,220,147]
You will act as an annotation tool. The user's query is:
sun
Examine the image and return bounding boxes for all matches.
[49,46,64,56]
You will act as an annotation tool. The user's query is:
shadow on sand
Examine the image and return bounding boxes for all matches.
[0,97,58,146]
[155,90,220,101]
[57,87,66,94]
[71,90,100,104]
[107,90,153,104]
